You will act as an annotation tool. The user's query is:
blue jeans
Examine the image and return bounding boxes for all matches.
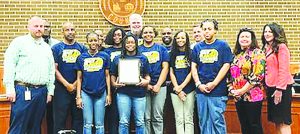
[196,94,227,134]
[82,90,106,134]
[145,86,167,134]
[117,93,146,134]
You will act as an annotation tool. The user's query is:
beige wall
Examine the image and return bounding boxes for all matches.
[1,0,300,64]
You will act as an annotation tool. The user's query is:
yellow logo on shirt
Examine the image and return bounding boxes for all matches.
[199,49,218,63]
[62,49,81,63]
[142,51,160,64]
[83,57,104,72]
[175,55,188,69]
[138,39,144,46]
[110,51,121,62]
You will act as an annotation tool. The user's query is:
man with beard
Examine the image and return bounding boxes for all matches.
[42,19,60,134]
[161,27,174,133]
[52,22,87,134]
[161,27,173,52]
[42,19,60,46]
[3,16,55,134]
[129,13,144,45]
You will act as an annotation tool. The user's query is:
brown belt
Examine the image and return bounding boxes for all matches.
[15,81,46,89]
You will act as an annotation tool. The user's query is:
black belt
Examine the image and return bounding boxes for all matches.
[15,81,46,88]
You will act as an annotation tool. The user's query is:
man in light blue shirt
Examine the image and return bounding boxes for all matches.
[3,16,55,134]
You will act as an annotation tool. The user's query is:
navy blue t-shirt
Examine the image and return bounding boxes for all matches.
[171,51,195,94]
[163,44,172,83]
[52,42,88,83]
[191,39,233,96]
[104,46,122,62]
[75,51,110,96]
[163,44,172,53]
[110,54,150,97]
[138,43,170,85]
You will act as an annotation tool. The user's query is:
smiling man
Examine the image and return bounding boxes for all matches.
[129,13,144,46]
[52,22,87,134]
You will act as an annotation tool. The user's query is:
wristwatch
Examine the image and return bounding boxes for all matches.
[195,81,201,88]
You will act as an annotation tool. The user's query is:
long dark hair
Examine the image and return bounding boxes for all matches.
[104,27,126,45]
[261,22,287,53]
[120,33,139,58]
[170,31,191,69]
[233,28,259,55]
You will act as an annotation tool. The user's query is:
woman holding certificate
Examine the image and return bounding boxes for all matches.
[110,34,151,134]
[169,31,195,134]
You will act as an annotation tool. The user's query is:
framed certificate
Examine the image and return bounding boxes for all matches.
[118,58,141,85]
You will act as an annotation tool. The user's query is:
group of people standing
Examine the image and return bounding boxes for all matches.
[3,14,294,134]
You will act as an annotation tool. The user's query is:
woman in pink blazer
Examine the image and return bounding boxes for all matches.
[262,22,294,134]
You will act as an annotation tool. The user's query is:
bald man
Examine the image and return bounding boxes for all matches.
[52,22,87,134]
[161,27,173,51]
[3,16,55,134]
[129,13,143,36]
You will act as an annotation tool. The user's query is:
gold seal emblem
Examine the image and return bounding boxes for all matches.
[99,0,145,26]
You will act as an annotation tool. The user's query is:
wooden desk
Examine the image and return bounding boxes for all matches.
[1,66,300,134]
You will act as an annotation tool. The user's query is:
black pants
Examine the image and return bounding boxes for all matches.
[235,100,263,134]
[105,92,119,134]
[46,101,53,134]
[53,82,83,134]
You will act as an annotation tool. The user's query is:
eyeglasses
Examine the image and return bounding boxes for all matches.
[240,27,253,31]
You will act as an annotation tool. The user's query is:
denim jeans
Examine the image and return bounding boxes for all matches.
[171,91,195,134]
[8,85,47,134]
[145,86,167,134]
[196,94,228,134]
[81,90,106,134]
[117,93,146,134]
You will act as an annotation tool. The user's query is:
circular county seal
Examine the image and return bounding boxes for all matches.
[99,0,145,26]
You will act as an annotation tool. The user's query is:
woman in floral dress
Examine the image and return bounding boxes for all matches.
[229,28,266,134]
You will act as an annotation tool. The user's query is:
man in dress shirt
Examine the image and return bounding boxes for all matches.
[3,16,55,134]
[129,13,144,45]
